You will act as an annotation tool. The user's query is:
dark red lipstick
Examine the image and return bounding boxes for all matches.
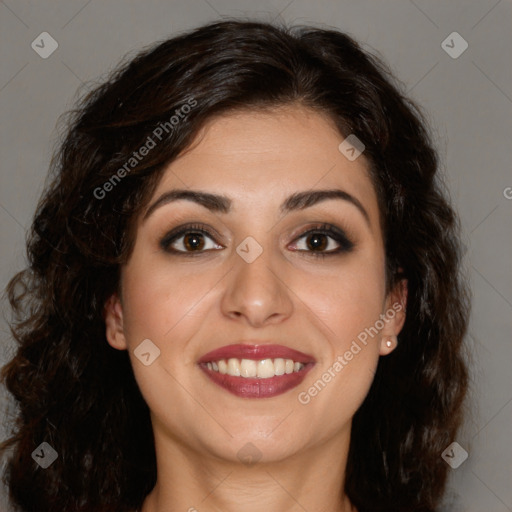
[198,343,315,399]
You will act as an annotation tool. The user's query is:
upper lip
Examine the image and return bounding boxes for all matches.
[198,343,316,364]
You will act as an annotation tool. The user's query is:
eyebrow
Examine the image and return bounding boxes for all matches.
[143,188,370,225]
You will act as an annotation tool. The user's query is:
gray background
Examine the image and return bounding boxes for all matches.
[1,1,511,511]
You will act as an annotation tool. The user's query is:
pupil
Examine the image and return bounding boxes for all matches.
[308,234,327,251]
[185,233,204,251]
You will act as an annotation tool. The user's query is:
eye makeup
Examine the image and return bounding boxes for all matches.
[158,221,355,258]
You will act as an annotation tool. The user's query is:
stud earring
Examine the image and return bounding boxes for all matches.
[385,335,397,349]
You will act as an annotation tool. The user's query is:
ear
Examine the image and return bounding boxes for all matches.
[104,293,128,350]
[379,278,408,356]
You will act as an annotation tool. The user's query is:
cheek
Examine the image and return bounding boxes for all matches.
[295,253,385,414]
[119,256,222,362]
[306,254,386,352]
[118,260,216,419]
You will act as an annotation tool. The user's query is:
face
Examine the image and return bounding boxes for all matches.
[105,106,406,464]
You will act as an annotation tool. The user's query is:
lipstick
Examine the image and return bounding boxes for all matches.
[198,343,315,399]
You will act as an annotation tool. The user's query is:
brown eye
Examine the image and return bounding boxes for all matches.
[182,232,206,251]
[160,224,223,254]
[304,233,329,251]
[290,224,355,257]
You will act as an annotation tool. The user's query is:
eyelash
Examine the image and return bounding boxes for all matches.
[159,222,355,258]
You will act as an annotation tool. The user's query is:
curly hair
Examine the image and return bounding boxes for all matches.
[0,19,469,512]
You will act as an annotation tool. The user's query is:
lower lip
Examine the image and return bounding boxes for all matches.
[199,364,314,398]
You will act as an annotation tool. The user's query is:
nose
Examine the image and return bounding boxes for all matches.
[220,242,294,328]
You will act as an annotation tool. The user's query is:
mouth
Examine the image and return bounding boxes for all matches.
[197,343,316,399]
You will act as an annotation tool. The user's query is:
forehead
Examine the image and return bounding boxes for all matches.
[151,106,379,221]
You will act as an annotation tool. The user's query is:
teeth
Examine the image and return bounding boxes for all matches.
[205,358,305,378]
[228,358,241,376]
[257,359,274,378]
[274,358,285,376]
[218,359,228,374]
[240,359,257,378]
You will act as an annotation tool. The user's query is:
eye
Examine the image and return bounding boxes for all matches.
[160,222,354,257]
[289,223,354,257]
[160,224,223,255]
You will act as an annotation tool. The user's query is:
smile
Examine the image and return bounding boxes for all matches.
[198,343,315,398]
[205,357,305,377]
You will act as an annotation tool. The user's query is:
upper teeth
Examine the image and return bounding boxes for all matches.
[205,358,304,378]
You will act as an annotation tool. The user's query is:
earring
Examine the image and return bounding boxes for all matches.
[385,335,397,349]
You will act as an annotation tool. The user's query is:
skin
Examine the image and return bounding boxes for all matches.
[105,105,407,512]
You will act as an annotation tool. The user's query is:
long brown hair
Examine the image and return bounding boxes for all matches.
[1,20,469,512]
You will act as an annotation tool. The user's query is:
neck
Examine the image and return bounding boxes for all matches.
[141,420,356,512]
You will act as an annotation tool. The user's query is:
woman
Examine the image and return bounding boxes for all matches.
[0,20,469,512]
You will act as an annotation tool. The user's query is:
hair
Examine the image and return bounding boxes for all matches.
[0,19,469,512]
